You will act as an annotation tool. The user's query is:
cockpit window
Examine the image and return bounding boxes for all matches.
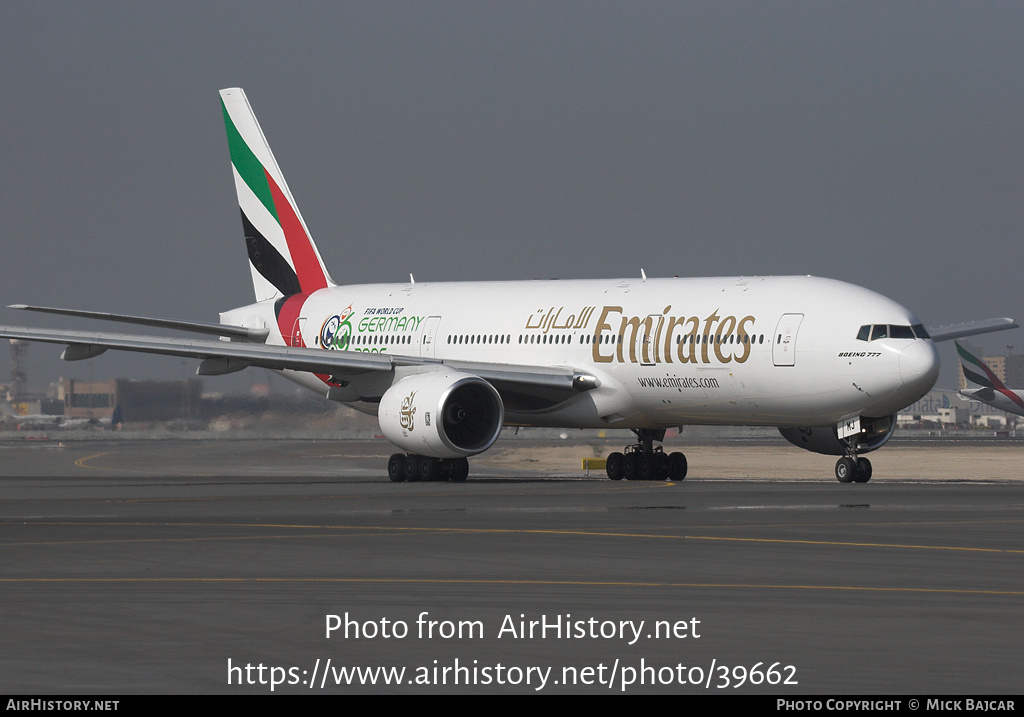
[857,323,929,341]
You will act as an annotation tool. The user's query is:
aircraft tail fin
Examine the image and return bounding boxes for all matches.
[219,88,333,302]
[956,341,1008,391]
[957,341,1024,413]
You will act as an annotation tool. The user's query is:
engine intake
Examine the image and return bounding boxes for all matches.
[378,371,504,458]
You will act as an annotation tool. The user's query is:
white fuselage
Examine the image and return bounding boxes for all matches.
[222,274,940,431]
[960,388,1024,418]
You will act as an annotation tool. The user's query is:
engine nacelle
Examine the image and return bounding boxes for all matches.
[778,414,896,456]
[378,371,504,458]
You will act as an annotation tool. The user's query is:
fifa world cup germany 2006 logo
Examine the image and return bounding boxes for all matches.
[319,305,354,350]
[400,391,417,431]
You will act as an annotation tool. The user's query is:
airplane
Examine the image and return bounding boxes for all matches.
[956,341,1024,417]
[0,88,1018,483]
[0,399,64,430]
[0,399,108,430]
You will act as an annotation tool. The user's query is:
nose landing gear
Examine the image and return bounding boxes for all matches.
[835,451,872,483]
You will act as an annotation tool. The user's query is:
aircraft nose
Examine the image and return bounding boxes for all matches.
[899,341,940,394]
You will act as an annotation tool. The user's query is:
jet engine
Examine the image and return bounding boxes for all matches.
[778,414,896,456]
[378,371,504,458]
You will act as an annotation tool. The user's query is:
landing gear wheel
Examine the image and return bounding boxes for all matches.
[404,454,421,482]
[654,452,670,480]
[388,454,406,482]
[623,452,639,481]
[668,452,687,481]
[420,456,439,481]
[835,456,856,483]
[606,452,625,480]
[854,457,872,483]
[638,454,656,481]
[450,457,469,482]
[437,459,454,481]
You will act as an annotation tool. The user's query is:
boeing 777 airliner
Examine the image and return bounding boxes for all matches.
[1,89,1016,483]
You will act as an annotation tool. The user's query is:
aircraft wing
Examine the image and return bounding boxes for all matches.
[927,317,1018,342]
[0,324,591,403]
[8,304,270,341]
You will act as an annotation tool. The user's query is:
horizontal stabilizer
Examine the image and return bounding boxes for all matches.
[961,387,996,402]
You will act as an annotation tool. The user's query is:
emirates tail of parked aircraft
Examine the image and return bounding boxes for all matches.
[1,88,1018,482]
[956,342,1024,417]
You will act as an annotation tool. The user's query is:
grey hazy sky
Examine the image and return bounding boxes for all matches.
[2,2,1022,390]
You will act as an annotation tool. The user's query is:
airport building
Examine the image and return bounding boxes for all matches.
[957,351,1024,390]
[61,378,202,422]
[979,353,1024,387]
[899,389,1016,429]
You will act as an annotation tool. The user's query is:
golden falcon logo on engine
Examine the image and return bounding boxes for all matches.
[399,391,417,431]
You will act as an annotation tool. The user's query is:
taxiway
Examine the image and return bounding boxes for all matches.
[1,438,1022,694]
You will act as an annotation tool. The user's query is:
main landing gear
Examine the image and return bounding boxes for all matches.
[834,452,872,483]
[388,453,469,483]
[605,429,687,481]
